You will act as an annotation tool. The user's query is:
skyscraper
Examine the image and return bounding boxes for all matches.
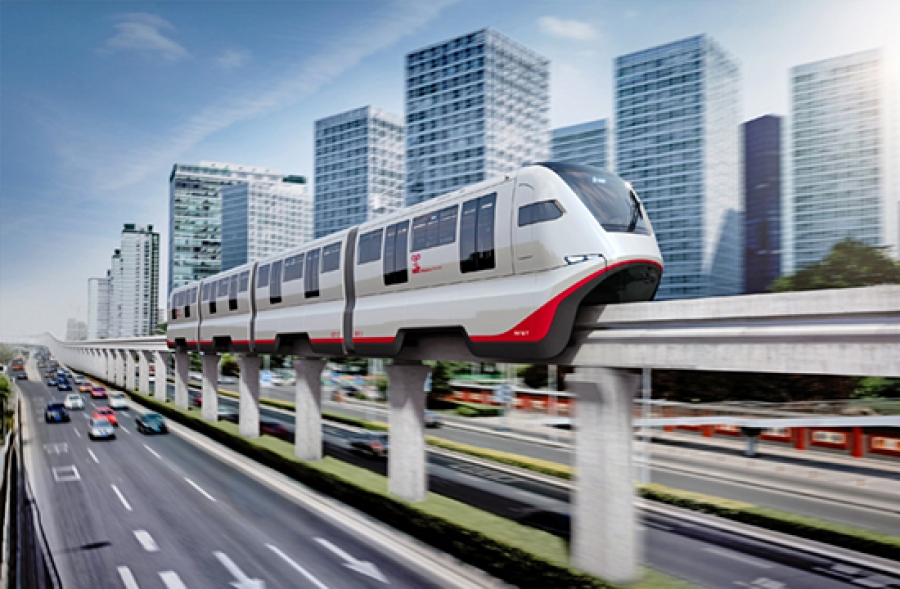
[786,49,896,272]
[743,115,782,293]
[314,106,405,239]
[615,35,742,300]
[405,28,549,206]
[108,224,159,337]
[222,174,313,271]
[551,119,611,170]
[169,161,280,292]
[87,273,110,339]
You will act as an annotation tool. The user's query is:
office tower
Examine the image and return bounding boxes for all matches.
[108,248,123,337]
[743,115,782,293]
[314,106,405,239]
[786,49,896,272]
[405,28,550,206]
[222,174,313,271]
[551,119,611,169]
[87,274,110,339]
[108,224,159,337]
[66,319,87,341]
[169,161,280,292]
[615,35,742,299]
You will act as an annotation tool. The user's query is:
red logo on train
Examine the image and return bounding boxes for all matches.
[411,253,422,274]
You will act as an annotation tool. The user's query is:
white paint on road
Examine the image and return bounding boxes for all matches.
[315,538,388,583]
[704,546,773,568]
[144,444,162,459]
[159,571,188,589]
[184,477,216,502]
[133,530,159,553]
[213,551,265,589]
[120,424,131,435]
[117,566,140,589]
[52,466,80,482]
[267,544,331,589]
[111,484,133,511]
[87,449,99,464]
[73,429,81,438]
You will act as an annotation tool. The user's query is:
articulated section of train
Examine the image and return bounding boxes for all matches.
[168,162,663,361]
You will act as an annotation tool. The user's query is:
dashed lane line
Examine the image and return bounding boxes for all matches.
[73,429,81,438]
[184,478,217,502]
[111,484,133,511]
[117,566,140,589]
[703,546,774,569]
[87,449,99,464]
[133,530,159,553]
[267,543,330,589]
[120,424,131,434]
[144,444,162,459]
[159,571,188,589]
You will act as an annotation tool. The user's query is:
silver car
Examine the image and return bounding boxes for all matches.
[64,393,84,410]
[88,418,116,440]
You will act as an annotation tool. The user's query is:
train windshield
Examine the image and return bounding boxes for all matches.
[540,162,649,235]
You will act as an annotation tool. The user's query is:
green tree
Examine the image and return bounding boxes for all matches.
[220,354,239,377]
[0,375,9,397]
[0,344,15,365]
[852,377,900,399]
[771,238,900,292]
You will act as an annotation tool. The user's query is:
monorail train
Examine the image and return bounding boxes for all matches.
[167,162,663,361]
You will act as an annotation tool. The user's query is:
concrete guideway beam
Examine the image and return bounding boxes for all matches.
[138,350,152,395]
[238,354,261,438]
[115,349,126,389]
[106,349,115,383]
[386,362,431,502]
[293,358,326,462]
[174,351,190,409]
[125,351,137,392]
[154,351,170,402]
[568,367,639,584]
[201,353,219,422]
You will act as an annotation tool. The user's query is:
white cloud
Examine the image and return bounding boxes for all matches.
[538,16,599,41]
[105,13,188,62]
[216,49,250,70]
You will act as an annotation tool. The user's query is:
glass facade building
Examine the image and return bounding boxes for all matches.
[108,224,159,337]
[551,119,611,170]
[87,273,110,339]
[169,161,280,293]
[222,174,312,271]
[786,49,896,272]
[615,35,742,300]
[405,28,549,206]
[743,115,782,293]
[314,106,405,239]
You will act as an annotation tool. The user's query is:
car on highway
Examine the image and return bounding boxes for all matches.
[16,372,27,381]
[260,420,294,442]
[90,385,107,399]
[88,417,116,440]
[56,378,72,391]
[219,375,237,385]
[78,382,93,394]
[108,392,129,410]
[64,394,84,410]
[217,410,239,423]
[189,390,202,407]
[44,370,55,379]
[135,412,167,435]
[92,407,118,427]
[425,410,443,428]
[350,431,389,458]
[46,377,58,387]
[45,402,70,423]
[188,371,203,383]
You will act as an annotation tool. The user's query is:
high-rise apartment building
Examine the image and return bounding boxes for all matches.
[222,174,313,270]
[786,49,896,272]
[405,28,550,206]
[87,274,110,339]
[108,248,123,337]
[615,35,742,299]
[551,119,611,169]
[108,224,159,337]
[743,115,782,293]
[169,161,280,292]
[66,318,87,341]
[314,106,405,239]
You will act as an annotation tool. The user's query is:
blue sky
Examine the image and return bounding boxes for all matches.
[1,0,898,337]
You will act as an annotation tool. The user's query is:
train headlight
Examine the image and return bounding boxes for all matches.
[565,254,603,265]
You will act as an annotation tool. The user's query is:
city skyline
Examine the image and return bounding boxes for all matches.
[2,0,899,335]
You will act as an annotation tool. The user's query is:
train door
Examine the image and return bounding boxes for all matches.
[513,183,537,273]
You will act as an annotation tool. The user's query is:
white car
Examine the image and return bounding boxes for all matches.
[108,392,129,410]
[64,393,84,410]
[88,418,116,440]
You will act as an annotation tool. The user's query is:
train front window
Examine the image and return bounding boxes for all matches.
[540,162,649,235]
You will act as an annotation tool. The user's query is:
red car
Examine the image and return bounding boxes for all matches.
[90,386,107,399]
[92,407,118,427]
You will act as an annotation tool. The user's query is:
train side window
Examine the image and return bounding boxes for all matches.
[357,229,383,264]
[184,292,191,319]
[322,242,341,273]
[412,205,457,252]
[218,278,229,298]
[201,283,208,303]
[518,200,563,227]
[383,221,409,285]
[239,270,250,292]
[439,205,458,245]
[460,193,496,273]
[171,292,179,320]
[270,260,283,305]
[283,254,304,282]
[305,249,320,298]
[229,275,239,311]
[257,264,270,289]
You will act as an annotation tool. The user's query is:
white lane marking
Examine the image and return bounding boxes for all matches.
[184,477,216,502]
[52,466,80,482]
[120,425,131,435]
[133,529,159,553]
[267,544,331,589]
[73,429,81,438]
[159,571,188,589]
[87,449,99,464]
[315,537,388,583]
[213,552,265,589]
[111,484,133,511]
[703,546,773,568]
[144,444,162,459]
[117,566,140,589]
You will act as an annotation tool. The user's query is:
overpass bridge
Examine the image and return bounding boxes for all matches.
[17,284,900,584]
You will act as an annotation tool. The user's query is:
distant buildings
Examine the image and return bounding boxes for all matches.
[615,35,742,299]
[785,49,897,272]
[65,318,87,341]
[222,174,313,271]
[404,28,549,206]
[87,273,110,339]
[743,115,783,293]
[551,119,611,169]
[314,106,405,239]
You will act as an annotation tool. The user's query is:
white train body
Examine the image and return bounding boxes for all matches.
[168,163,663,360]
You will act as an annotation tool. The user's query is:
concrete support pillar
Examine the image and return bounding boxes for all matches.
[568,367,640,585]
[174,351,190,409]
[238,354,261,438]
[138,351,152,396]
[385,361,431,502]
[106,350,115,383]
[154,351,170,402]
[201,353,220,422]
[125,351,137,392]
[293,358,326,461]
[115,350,126,389]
